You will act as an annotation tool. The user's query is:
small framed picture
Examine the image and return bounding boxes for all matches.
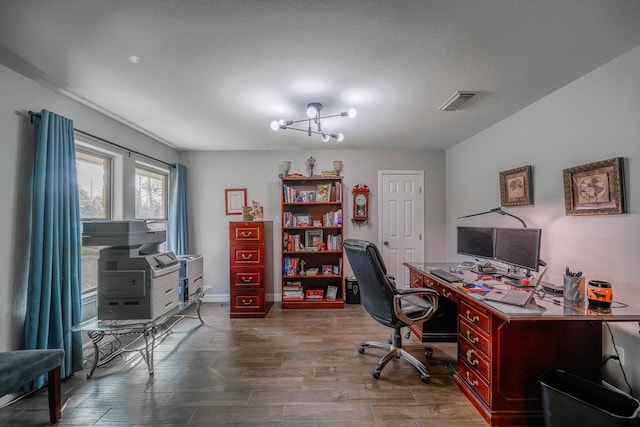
[322,264,333,275]
[499,166,533,207]
[225,188,247,215]
[312,220,322,227]
[316,183,331,202]
[326,285,338,300]
[305,229,323,249]
[294,213,312,227]
[298,190,316,203]
[563,157,626,216]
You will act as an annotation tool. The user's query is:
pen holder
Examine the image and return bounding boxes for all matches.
[563,275,585,302]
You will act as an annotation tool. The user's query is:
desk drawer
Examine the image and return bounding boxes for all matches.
[459,300,490,335]
[229,222,264,243]
[230,245,264,266]
[459,338,490,381]
[423,275,457,301]
[459,317,490,355]
[230,267,263,289]
[459,358,490,404]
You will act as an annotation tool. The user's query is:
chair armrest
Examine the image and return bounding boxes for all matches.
[393,288,439,326]
[396,287,438,297]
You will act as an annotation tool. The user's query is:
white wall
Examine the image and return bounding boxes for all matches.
[0,64,180,351]
[446,45,640,395]
[183,149,446,301]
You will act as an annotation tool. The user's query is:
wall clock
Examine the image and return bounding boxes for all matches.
[352,184,370,223]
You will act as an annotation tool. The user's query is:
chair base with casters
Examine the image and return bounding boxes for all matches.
[343,239,440,384]
[358,326,434,383]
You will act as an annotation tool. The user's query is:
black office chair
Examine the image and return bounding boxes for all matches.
[343,239,440,383]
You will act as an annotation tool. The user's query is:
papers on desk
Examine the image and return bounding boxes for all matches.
[459,283,491,293]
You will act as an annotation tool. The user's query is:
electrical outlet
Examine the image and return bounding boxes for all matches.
[615,345,625,366]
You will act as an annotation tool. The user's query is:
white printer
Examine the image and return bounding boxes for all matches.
[82,221,180,320]
[177,255,204,302]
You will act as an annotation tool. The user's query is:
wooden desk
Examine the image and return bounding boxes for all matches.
[405,262,640,426]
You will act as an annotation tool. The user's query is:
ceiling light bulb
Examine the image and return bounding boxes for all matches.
[348,108,357,118]
[270,120,280,131]
[307,106,318,118]
[321,134,330,142]
[336,133,344,142]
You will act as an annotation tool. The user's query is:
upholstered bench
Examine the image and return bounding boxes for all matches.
[0,349,65,424]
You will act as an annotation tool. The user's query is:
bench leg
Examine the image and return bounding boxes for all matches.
[47,366,61,424]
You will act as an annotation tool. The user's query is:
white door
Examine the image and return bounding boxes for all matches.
[378,171,424,288]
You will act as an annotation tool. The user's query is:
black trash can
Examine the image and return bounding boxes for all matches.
[539,369,640,427]
[344,277,360,304]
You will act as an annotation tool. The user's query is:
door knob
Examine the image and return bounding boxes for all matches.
[383,241,389,246]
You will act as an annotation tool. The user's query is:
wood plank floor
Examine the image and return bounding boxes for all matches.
[0,303,490,426]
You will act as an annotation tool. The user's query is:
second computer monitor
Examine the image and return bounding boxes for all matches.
[457,226,495,260]
[493,227,542,272]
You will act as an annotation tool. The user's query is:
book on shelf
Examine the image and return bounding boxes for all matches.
[322,209,342,226]
[305,289,324,299]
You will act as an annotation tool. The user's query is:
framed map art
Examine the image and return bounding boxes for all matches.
[562,157,626,216]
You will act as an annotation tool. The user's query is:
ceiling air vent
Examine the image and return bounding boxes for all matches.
[437,91,476,111]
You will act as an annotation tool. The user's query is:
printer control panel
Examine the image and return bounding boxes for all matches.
[148,252,179,271]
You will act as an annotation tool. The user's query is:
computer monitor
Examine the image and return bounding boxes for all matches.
[457,226,495,260]
[494,227,542,272]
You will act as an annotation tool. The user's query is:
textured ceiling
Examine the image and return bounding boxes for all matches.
[2,0,640,151]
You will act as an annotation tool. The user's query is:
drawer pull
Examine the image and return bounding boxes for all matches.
[443,289,452,298]
[241,254,253,260]
[465,330,480,343]
[466,371,479,387]
[466,349,479,366]
[466,310,480,323]
[240,231,253,237]
[241,276,252,282]
[241,298,254,305]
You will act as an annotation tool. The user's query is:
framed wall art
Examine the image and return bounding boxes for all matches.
[499,165,533,207]
[225,188,247,215]
[563,157,626,216]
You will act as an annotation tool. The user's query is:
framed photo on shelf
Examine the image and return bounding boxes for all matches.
[298,190,316,203]
[316,183,331,202]
[326,285,338,300]
[499,166,533,207]
[294,213,312,227]
[225,188,246,215]
[305,229,323,249]
[563,157,626,216]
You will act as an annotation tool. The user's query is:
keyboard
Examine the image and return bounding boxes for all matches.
[483,289,533,307]
[429,269,464,283]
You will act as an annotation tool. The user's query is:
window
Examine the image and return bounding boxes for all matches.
[136,164,169,251]
[135,165,167,220]
[77,149,111,220]
[76,148,112,294]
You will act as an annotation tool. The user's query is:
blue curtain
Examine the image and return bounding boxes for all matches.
[168,163,189,255]
[24,110,83,389]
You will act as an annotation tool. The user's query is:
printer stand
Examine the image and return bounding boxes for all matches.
[73,286,209,378]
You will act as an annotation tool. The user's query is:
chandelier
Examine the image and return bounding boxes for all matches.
[270,102,357,142]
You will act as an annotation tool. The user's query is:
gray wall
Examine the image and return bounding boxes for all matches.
[182,149,446,301]
[446,45,640,395]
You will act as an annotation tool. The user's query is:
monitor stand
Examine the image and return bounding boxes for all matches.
[504,267,534,287]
